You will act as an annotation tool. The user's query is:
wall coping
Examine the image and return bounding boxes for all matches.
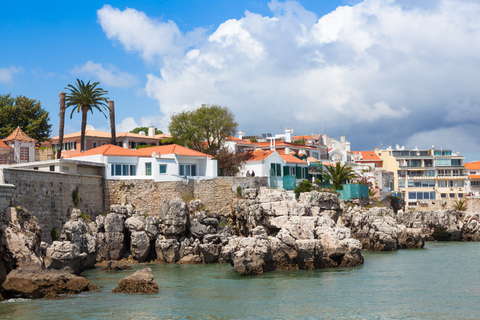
[3,167,103,179]
[0,184,15,189]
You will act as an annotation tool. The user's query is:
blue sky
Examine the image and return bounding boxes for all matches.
[2,0,480,161]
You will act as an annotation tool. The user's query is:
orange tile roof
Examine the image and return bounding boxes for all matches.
[247,150,275,162]
[465,161,480,170]
[0,140,12,149]
[136,144,213,158]
[50,130,160,141]
[352,151,382,161]
[3,127,36,143]
[155,133,173,139]
[468,175,480,179]
[226,136,248,142]
[70,144,145,157]
[279,152,308,165]
[292,135,315,140]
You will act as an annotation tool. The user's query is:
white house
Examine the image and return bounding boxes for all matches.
[240,149,309,189]
[69,144,217,182]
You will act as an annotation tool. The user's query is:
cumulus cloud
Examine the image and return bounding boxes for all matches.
[72,61,137,88]
[0,66,21,84]
[97,5,205,63]
[101,0,480,159]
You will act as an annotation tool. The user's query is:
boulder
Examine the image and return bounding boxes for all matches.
[125,216,146,233]
[60,215,97,269]
[155,238,180,263]
[397,227,425,249]
[44,241,86,275]
[112,267,159,294]
[130,231,150,262]
[158,200,188,235]
[1,268,90,299]
[178,254,203,264]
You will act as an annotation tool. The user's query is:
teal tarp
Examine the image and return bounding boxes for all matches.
[337,184,369,201]
[283,175,296,190]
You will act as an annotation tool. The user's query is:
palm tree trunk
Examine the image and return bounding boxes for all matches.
[81,105,88,152]
[57,92,66,159]
[109,101,116,145]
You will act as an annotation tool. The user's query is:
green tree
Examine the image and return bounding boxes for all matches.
[65,79,109,152]
[323,162,357,190]
[0,94,52,142]
[130,127,163,135]
[294,179,314,200]
[168,104,237,154]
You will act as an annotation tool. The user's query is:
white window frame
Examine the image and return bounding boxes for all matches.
[92,141,98,149]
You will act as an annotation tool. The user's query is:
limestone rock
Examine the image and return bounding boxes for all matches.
[125,216,146,233]
[102,261,132,271]
[44,241,87,275]
[112,267,159,294]
[155,238,180,263]
[178,254,203,264]
[158,200,188,235]
[130,231,150,262]
[1,268,90,299]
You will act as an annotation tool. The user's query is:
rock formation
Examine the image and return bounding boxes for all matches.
[2,268,90,299]
[112,267,159,294]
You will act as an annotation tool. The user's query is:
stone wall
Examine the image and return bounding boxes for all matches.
[2,168,104,243]
[105,177,269,217]
[0,184,15,214]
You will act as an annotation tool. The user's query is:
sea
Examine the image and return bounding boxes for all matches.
[1,241,479,319]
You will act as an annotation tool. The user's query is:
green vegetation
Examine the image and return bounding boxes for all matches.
[236,186,243,198]
[130,127,163,135]
[81,212,91,222]
[168,104,237,154]
[453,199,467,211]
[65,79,109,152]
[322,163,357,190]
[51,227,60,241]
[135,144,157,149]
[0,94,52,142]
[71,187,79,208]
[295,179,314,200]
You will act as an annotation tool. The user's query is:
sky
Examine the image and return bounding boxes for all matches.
[2,0,480,161]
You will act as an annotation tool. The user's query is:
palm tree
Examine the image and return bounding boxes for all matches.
[323,162,357,190]
[65,79,109,152]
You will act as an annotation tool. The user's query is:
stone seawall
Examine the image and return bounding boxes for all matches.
[2,168,104,243]
[105,177,268,217]
[0,184,15,214]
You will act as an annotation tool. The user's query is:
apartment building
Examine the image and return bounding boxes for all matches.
[376,146,466,209]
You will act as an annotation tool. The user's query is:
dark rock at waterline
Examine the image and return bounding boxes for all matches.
[112,267,159,294]
[102,260,132,271]
[1,268,90,299]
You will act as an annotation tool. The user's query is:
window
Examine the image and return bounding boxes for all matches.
[69,142,76,150]
[270,163,282,177]
[449,193,455,199]
[471,171,477,175]
[436,159,451,166]
[33,167,38,170]
[452,159,462,166]
[111,164,137,176]
[159,164,167,174]
[437,180,447,188]
[0,157,6,164]
[145,163,152,176]
[472,181,480,187]
[408,192,416,200]
[448,180,454,187]
[426,170,435,177]
[456,180,464,187]
[441,193,447,199]
[92,141,98,149]
[179,164,196,176]
[458,193,464,198]
[398,180,405,188]
[414,181,421,187]
[408,180,414,187]
[20,147,29,161]
[49,165,55,172]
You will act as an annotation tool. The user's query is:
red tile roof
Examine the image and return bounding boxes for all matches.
[0,140,12,149]
[352,151,382,161]
[292,135,315,140]
[70,144,145,157]
[136,144,213,158]
[277,150,308,165]
[3,127,36,143]
[465,161,480,170]
[468,175,480,179]
[247,150,275,162]
[226,136,248,142]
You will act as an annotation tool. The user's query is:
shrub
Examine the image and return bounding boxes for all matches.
[236,186,243,197]
[295,179,313,200]
[71,187,79,208]
[51,227,60,241]
[81,212,91,222]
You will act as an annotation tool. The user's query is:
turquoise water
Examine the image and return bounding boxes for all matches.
[1,242,480,319]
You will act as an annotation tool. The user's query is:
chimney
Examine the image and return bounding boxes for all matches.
[57,92,66,160]
[148,126,155,137]
[285,147,290,155]
[238,130,244,139]
[340,134,346,143]
[285,128,293,143]
[109,101,116,145]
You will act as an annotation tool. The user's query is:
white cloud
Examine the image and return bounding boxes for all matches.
[71,61,137,88]
[0,66,21,84]
[97,5,205,63]
[102,0,480,158]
